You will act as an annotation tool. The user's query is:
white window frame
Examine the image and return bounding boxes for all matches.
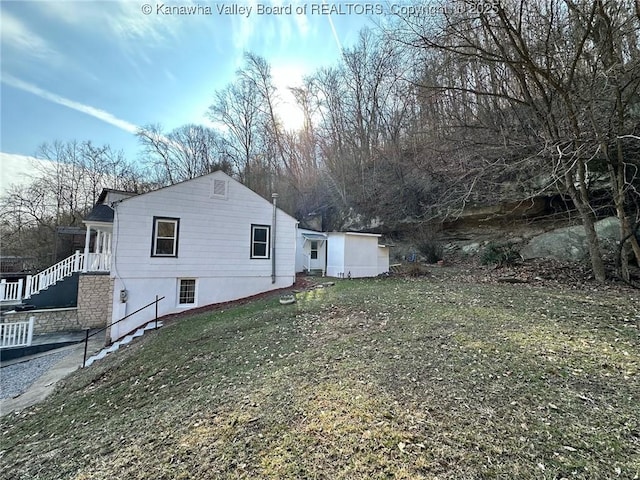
[177,278,197,307]
[250,224,270,259]
[152,217,180,257]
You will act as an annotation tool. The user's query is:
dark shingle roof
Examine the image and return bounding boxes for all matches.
[97,188,137,204]
[84,204,114,223]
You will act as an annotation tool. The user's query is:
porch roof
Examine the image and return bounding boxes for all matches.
[302,233,327,241]
[84,204,114,223]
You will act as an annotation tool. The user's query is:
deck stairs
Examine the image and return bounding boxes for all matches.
[1,251,111,305]
[85,321,163,367]
[26,251,84,299]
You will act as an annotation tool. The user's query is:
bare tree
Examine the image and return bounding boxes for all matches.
[1,140,142,268]
[386,0,640,281]
[137,124,231,185]
[208,74,266,188]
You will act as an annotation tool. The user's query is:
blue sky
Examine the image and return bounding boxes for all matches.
[0,0,384,191]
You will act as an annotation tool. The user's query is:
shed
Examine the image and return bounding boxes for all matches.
[326,232,389,278]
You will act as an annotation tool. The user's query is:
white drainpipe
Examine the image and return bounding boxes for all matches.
[271,193,278,284]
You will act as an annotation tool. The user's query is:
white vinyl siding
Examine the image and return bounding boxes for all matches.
[326,232,383,278]
[109,172,298,342]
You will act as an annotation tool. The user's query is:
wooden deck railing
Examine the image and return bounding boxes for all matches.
[0,279,23,303]
[0,251,110,303]
[25,251,84,299]
[0,317,34,349]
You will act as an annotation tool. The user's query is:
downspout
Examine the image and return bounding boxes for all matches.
[271,193,278,284]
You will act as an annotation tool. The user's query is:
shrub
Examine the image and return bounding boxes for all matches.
[480,242,520,266]
[413,228,443,263]
[404,263,431,277]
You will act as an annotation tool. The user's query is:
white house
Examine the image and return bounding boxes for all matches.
[106,171,298,341]
[295,228,328,275]
[326,232,389,278]
[2,171,390,349]
[296,229,389,279]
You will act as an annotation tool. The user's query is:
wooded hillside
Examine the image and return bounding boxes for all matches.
[2,0,639,282]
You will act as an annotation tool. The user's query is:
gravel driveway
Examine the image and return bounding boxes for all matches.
[1,350,72,399]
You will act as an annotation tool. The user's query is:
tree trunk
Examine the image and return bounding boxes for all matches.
[565,162,606,282]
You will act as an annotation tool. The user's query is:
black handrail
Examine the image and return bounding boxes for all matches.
[83,295,165,367]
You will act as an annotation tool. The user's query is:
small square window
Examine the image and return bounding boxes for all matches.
[251,225,270,259]
[178,279,196,305]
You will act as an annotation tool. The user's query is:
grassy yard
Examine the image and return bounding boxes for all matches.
[1,276,639,479]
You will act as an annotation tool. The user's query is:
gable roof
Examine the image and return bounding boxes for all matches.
[97,189,138,205]
[114,171,298,223]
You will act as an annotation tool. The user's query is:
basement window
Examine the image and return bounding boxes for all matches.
[251,224,270,259]
[178,279,196,305]
[152,217,180,257]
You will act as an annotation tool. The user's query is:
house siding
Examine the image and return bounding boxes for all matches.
[343,235,380,278]
[377,246,390,275]
[109,172,297,341]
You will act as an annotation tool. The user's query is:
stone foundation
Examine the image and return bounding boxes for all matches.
[1,274,113,335]
[77,273,113,329]
[2,307,81,333]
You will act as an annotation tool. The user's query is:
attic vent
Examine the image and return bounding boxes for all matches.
[211,179,228,199]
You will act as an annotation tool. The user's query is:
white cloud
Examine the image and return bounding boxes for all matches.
[2,74,181,154]
[2,74,141,135]
[38,0,179,44]
[231,4,259,50]
[0,11,58,60]
[0,153,54,195]
[37,1,183,74]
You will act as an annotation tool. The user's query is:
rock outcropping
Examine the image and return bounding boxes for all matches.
[520,217,620,261]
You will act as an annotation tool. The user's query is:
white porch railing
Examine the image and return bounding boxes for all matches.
[0,279,23,303]
[22,251,110,300]
[26,251,84,299]
[86,252,111,272]
[0,317,34,348]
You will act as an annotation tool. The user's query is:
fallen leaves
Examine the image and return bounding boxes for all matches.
[1,277,638,480]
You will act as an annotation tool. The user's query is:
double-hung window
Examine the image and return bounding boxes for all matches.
[310,241,318,260]
[152,217,179,257]
[251,224,270,259]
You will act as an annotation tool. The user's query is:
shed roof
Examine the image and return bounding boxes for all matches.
[301,232,327,241]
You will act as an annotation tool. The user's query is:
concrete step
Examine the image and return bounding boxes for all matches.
[84,321,163,367]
